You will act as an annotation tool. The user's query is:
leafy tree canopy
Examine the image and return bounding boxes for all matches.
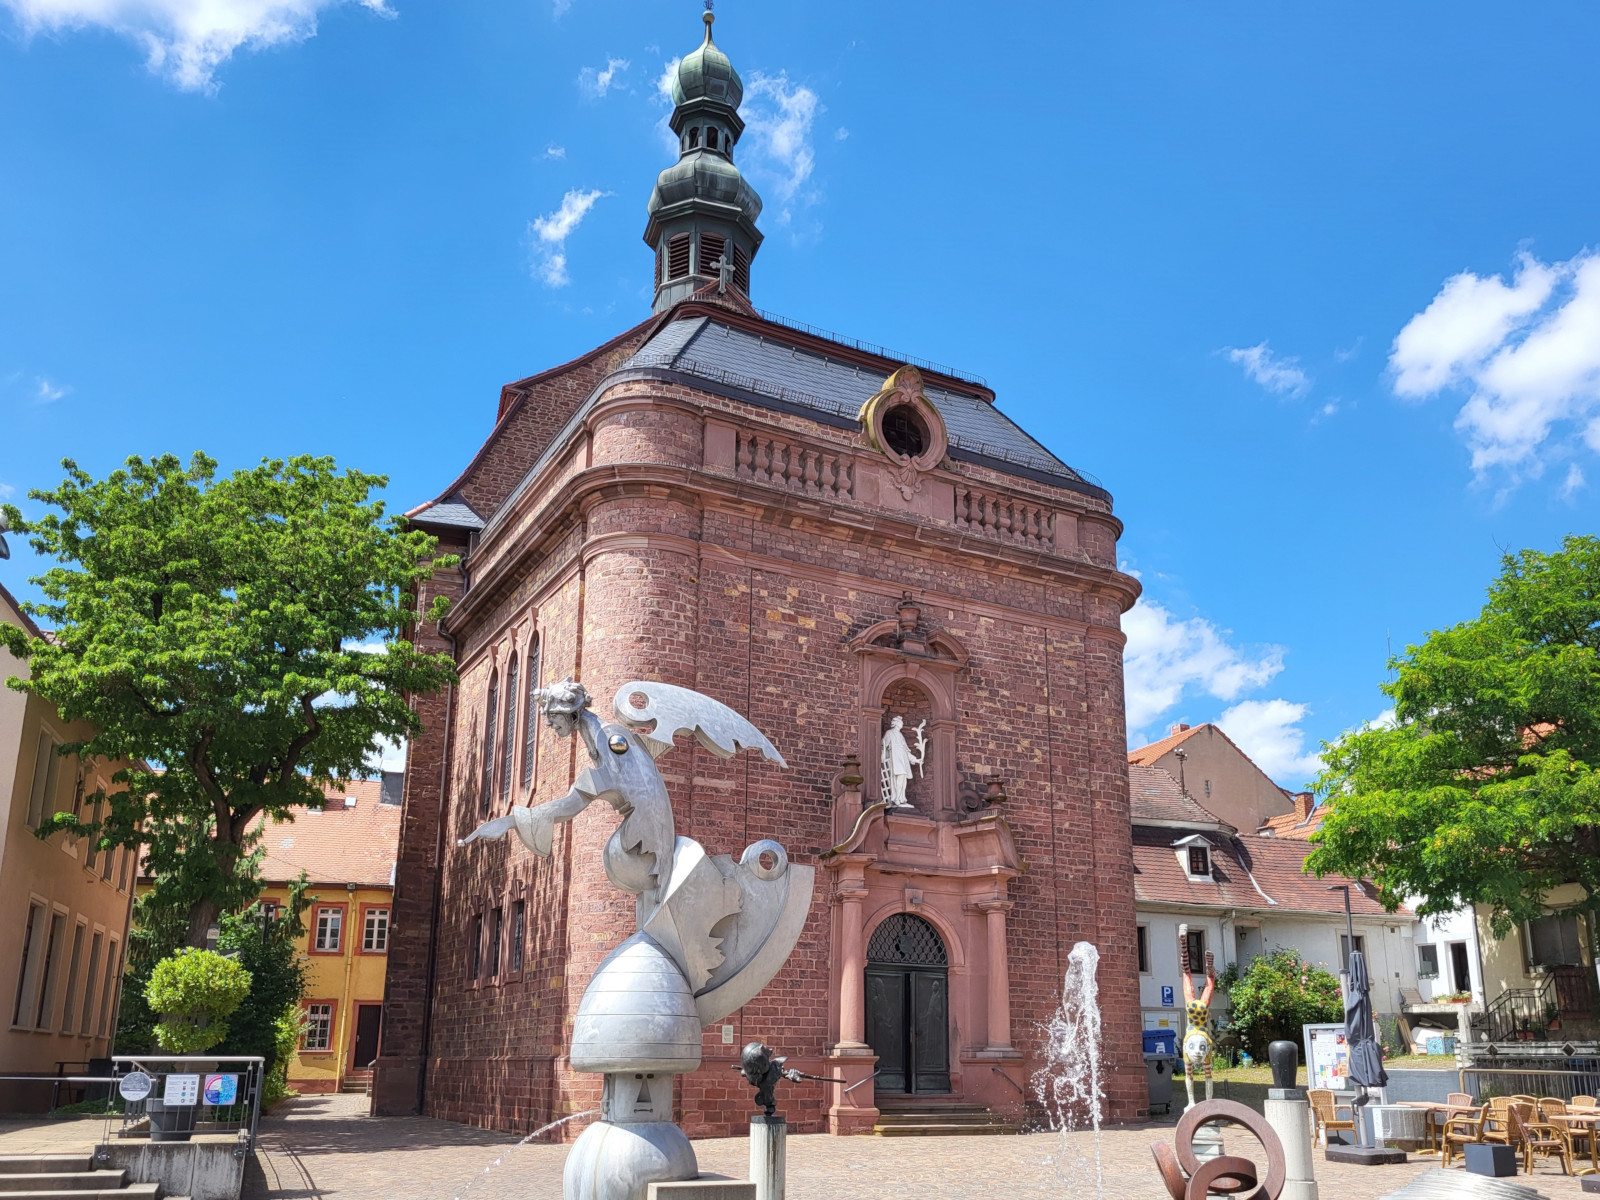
[0,453,456,944]
[1218,949,1345,1060]
[146,949,252,1053]
[1308,535,1600,936]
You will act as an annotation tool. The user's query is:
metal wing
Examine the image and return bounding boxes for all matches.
[612,681,787,767]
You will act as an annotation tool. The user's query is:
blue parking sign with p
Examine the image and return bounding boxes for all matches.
[1161,985,1175,1007]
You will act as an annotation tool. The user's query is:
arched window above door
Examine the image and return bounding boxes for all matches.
[867,913,947,966]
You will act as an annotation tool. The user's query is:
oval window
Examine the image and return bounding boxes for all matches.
[882,405,928,458]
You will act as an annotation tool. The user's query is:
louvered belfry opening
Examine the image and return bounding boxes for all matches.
[700,232,726,279]
[667,234,691,280]
[655,243,664,286]
[732,244,750,294]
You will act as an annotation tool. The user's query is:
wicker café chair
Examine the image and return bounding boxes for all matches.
[1448,1092,1476,1108]
[1542,1098,1589,1159]
[1482,1097,1514,1146]
[1309,1089,1356,1147]
[1575,1095,1599,1109]
[1442,1106,1488,1168]
[1509,1101,1572,1175]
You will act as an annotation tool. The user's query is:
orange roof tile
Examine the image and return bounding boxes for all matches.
[1129,764,1234,831]
[254,778,401,888]
[1127,723,1208,766]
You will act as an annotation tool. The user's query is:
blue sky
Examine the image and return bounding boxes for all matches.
[2,1,1597,788]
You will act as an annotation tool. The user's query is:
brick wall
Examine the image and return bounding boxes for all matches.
[385,327,1144,1134]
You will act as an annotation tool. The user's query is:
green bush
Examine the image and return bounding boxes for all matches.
[1218,948,1345,1060]
[145,949,252,1053]
[214,891,310,1074]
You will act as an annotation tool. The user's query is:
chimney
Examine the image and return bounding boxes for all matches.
[1294,791,1316,821]
[1168,722,1191,736]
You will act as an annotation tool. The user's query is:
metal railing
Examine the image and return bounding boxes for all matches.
[107,1055,266,1156]
[1459,1064,1600,1102]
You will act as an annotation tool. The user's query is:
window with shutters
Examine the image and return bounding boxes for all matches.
[26,731,61,829]
[667,234,691,280]
[732,244,749,294]
[700,233,725,277]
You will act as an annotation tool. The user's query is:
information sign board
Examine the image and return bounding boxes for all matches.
[1303,1022,1350,1092]
[163,1073,201,1106]
[204,1074,239,1105]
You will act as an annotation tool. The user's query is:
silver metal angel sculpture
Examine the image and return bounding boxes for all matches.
[462,679,813,1200]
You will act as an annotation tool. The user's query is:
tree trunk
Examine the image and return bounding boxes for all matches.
[186,898,223,950]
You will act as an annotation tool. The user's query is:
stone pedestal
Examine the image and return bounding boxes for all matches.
[648,1183,757,1200]
[749,1115,785,1200]
[1265,1088,1318,1200]
[823,1051,878,1135]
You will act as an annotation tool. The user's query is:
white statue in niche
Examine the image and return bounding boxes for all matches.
[880,715,927,809]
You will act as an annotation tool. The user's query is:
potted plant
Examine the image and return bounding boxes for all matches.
[143,950,252,1142]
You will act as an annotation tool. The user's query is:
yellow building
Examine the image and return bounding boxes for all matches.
[255,776,402,1094]
[0,582,137,1108]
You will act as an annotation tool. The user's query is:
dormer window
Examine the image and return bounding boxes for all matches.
[1188,846,1211,877]
[1173,833,1214,880]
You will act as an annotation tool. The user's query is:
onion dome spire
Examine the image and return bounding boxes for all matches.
[644,4,763,313]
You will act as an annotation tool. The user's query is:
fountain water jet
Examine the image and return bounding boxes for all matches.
[450,1109,601,1200]
[1035,940,1105,1199]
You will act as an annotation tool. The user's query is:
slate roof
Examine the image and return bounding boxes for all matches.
[618,315,1104,494]
[255,778,402,888]
[1131,825,1406,916]
[1129,764,1235,832]
[406,495,485,531]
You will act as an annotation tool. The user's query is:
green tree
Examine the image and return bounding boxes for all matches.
[1307,535,1600,936]
[215,884,312,1075]
[0,453,456,946]
[1220,949,1345,1060]
[146,949,253,1053]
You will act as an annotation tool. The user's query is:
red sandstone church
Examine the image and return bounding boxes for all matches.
[372,11,1144,1137]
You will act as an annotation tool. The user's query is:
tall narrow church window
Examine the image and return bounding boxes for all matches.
[667,234,691,279]
[522,636,541,790]
[706,127,718,150]
[700,233,725,277]
[482,671,498,817]
[688,127,700,148]
[501,654,518,803]
[732,244,749,294]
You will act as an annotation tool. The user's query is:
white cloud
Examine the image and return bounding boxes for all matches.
[544,145,566,160]
[1122,599,1285,735]
[1390,249,1600,481]
[578,56,629,100]
[655,55,680,104]
[834,126,849,141]
[551,0,570,16]
[1224,342,1312,399]
[741,71,819,220]
[1561,463,1586,501]
[1216,699,1323,785]
[2,0,393,92]
[529,188,607,287]
[365,734,407,774]
[0,483,14,500]
[34,377,67,402]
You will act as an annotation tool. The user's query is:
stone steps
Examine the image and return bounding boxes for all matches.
[0,1155,172,1199]
[873,1103,1019,1136]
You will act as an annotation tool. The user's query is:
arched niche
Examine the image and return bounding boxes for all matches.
[851,601,968,820]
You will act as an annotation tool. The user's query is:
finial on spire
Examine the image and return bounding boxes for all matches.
[703,0,714,37]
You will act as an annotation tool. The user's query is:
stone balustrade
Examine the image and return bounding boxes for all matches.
[735,431,854,500]
[955,486,1055,550]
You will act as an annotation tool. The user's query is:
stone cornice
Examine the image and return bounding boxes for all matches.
[445,460,1141,634]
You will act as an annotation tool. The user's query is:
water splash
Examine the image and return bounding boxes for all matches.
[451,1108,599,1200]
[1035,941,1104,1198]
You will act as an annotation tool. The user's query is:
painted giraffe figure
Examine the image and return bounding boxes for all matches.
[1178,927,1217,1110]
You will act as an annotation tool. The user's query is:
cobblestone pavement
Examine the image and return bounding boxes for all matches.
[2,1095,1590,1198]
[237,1093,1594,1200]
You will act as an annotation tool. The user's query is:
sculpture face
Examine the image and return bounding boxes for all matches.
[546,708,580,738]
[890,716,903,730]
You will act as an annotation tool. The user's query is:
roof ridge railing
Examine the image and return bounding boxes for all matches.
[620,352,1093,487]
[752,308,989,389]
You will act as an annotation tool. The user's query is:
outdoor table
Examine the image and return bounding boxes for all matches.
[1550,1113,1600,1175]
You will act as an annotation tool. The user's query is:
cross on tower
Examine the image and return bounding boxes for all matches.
[711,254,734,294]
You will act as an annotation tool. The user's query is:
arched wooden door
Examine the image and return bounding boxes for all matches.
[864,913,951,1094]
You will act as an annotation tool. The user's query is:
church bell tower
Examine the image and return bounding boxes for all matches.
[645,6,764,313]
